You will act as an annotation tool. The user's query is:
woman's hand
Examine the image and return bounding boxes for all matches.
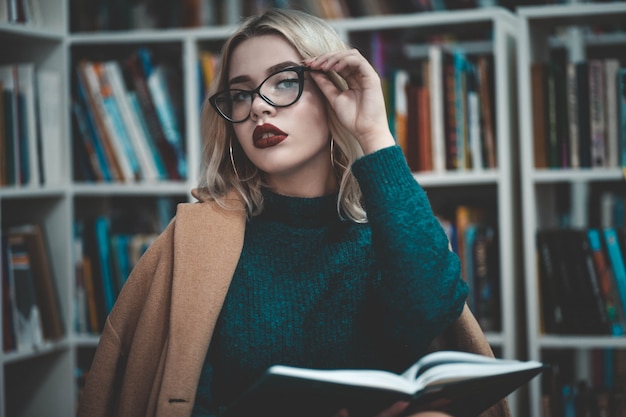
[332,400,453,417]
[305,49,396,155]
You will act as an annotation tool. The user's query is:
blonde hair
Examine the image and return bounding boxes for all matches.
[196,8,367,222]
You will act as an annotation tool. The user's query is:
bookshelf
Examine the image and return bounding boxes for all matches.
[517,3,626,416]
[1,1,524,415]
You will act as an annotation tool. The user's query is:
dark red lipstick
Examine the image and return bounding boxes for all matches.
[253,123,287,149]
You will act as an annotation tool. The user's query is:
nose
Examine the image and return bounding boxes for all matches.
[249,93,276,120]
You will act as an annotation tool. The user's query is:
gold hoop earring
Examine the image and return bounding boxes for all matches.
[229,139,241,181]
[330,138,335,169]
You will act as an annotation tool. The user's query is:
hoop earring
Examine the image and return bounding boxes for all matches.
[229,139,241,181]
[330,137,335,169]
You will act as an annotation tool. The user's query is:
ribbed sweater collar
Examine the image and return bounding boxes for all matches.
[257,188,339,228]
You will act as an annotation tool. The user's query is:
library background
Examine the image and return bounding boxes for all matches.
[1,0,625,415]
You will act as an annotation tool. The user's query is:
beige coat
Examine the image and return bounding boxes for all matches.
[76,194,510,417]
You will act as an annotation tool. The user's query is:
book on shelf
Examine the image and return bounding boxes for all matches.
[416,62,433,173]
[535,228,626,335]
[565,62,580,169]
[139,48,186,179]
[604,59,620,169]
[575,61,592,168]
[4,232,43,351]
[452,49,469,170]
[536,229,582,334]
[0,63,40,187]
[76,60,125,181]
[103,60,162,182]
[92,60,141,181]
[619,68,626,167]
[588,228,626,336]
[588,60,607,168]
[2,224,71,351]
[533,57,626,170]
[74,198,177,334]
[4,224,64,345]
[220,350,544,417]
[475,55,496,169]
[428,45,446,173]
[531,63,549,169]
[73,48,186,182]
[35,69,64,185]
[124,48,183,180]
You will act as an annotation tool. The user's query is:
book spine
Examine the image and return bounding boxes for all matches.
[415,65,434,172]
[588,228,625,335]
[453,50,468,170]
[467,62,483,171]
[125,50,180,180]
[588,60,607,168]
[603,228,626,321]
[604,59,619,168]
[444,60,457,170]
[127,92,167,179]
[476,56,496,169]
[76,61,123,181]
[618,68,626,167]
[94,216,116,315]
[566,62,580,169]
[35,70,64,185]
[71,100,107,181]
[576,62,591,168]
[531,63,548,169]
[16,64,39,187]
[145,65,186,179]
[93,61,140,181]
[104,60,161,181]
[428,45,446,173]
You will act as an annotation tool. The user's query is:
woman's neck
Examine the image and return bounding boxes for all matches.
[265,164,338,198]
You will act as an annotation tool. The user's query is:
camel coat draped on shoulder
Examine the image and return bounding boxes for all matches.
[76,193,510,417]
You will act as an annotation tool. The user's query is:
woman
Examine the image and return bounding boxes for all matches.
[77,8,507,417]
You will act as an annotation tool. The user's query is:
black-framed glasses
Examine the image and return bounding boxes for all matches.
[209,65,312,123]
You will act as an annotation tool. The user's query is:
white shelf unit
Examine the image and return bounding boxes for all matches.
[0,0,75,415]
[1,3,523,416]
[517,3,626,417]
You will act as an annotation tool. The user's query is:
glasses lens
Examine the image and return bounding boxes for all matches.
[259,69,302,106]
[213,90,251,122]
[211,68,304,123]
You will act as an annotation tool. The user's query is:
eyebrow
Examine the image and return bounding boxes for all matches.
[228,61,301,87]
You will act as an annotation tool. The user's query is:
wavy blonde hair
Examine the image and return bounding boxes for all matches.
[196,8,367,222]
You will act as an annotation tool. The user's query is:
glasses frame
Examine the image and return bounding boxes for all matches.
[209,65,313,123]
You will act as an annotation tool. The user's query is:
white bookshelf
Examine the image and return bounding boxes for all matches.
[0,2,524,415]
[517,3,626,416]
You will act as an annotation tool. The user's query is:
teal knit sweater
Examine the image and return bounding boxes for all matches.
[192,146,467,416]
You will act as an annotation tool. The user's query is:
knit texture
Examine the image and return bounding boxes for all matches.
[192,146,467,416]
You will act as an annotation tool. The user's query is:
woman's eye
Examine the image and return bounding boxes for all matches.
[231,91,250,103]
[276,78,299,89]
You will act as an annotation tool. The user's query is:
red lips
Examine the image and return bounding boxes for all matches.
[253,123,287,149]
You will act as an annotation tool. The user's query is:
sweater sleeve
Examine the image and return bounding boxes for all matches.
[351,145,468,356]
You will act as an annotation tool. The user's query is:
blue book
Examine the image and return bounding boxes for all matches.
[95,216,115,314]
[453,50,468,170]
[97,64,141,180]
[603,228,626,321]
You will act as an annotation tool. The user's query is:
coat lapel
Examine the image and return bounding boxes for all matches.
[157,195,246,415]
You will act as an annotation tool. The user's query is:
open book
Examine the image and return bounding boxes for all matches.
[220,351,544,417]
